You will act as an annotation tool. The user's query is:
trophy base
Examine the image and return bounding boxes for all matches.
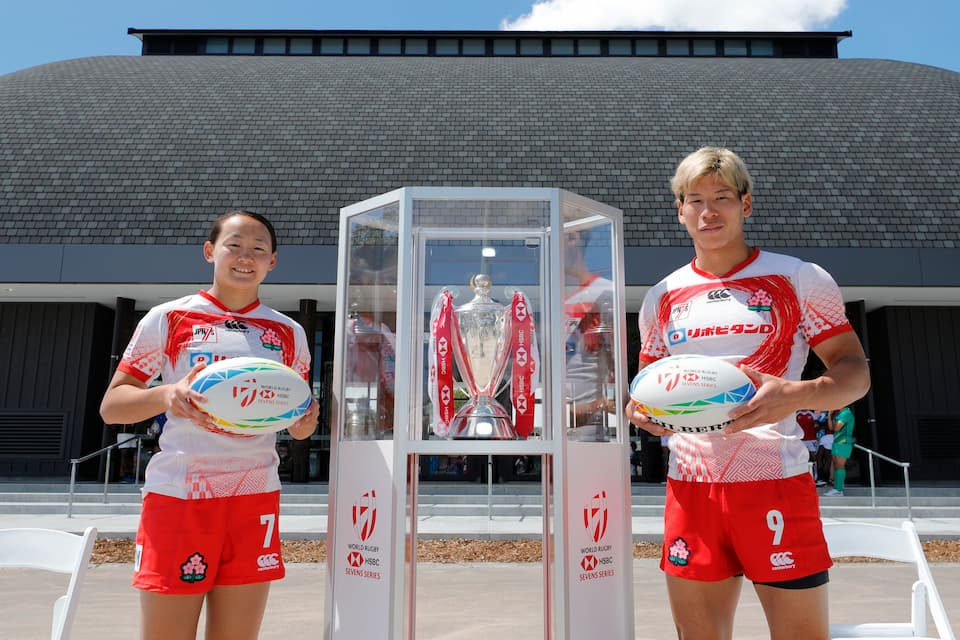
[450,399,517,440]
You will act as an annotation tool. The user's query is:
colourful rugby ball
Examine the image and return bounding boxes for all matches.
[190,356,312,435]
[629,354,755,434]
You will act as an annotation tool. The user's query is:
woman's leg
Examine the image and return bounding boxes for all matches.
[204,582,272,640]
[832,455,848,491]
[665,573,742,640]
[754,582,829,640]
[139,591,205,640]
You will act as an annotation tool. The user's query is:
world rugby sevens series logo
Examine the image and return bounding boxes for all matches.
[583,490,608,543]
[352,489,378,542]
[232,377,260,408]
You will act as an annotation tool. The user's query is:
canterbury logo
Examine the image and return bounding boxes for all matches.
[257,553,280,569]
[223,320,248,331]
[769,551,795,569]
[707,288,731,300]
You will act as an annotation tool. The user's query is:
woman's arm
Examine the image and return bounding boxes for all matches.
[100,363,212,427]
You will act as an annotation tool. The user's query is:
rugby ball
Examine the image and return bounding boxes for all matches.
[629,354,756,434]
[190,357,312,435]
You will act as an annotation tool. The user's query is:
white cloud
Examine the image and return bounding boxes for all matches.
[501,0,847,31]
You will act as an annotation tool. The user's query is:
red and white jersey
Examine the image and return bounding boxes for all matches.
[639,249,852,483]
[118,290,311,500]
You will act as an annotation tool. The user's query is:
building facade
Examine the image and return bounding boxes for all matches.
[1,29,958,482]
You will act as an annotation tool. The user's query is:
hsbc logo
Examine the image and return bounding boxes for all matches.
[352,490,378,542]
[257,553,280,570]
[580,555,598,571]
[515,346,528,367]
[514,300,528,321]
[515,395,528,413]
[347,551,365,568]
[770,551,795,570]
[437,337,448,358]
[583,491,608,543]
[706,288,732,302]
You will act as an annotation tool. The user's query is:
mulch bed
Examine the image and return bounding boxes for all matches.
[91,538,960,564]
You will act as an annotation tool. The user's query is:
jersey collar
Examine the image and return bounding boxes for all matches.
[199,289,261,314]
[690,246,761,280]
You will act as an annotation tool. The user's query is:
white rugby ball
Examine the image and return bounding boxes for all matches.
[190,356,312,435]
[629,354,755,434]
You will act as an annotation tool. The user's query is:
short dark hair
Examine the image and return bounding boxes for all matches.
[207,210,277,252]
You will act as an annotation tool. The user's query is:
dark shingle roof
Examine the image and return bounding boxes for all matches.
[1,55,958,248]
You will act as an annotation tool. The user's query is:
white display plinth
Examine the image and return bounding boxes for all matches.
[325,188,634,639]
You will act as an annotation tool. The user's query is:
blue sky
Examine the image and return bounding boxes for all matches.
[1,0,958,76]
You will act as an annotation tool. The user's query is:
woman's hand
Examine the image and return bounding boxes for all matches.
[287,397,319,440]
[624,400,674,437]
[164,362,216,429]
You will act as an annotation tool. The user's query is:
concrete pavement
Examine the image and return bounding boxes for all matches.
[3,560,959,639]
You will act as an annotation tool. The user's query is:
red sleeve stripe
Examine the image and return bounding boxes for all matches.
[117,361,152,383]
[807,324,854,349]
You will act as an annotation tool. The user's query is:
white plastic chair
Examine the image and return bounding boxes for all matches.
[0,526,98,640]
[823,521,955,640]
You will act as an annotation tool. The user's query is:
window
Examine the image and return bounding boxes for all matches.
[263,38,286,55]
[320,38,344,54]
[378,38,402,55]
[493,38,516,55]
[551,38,574,55]
[751,39,774,56]
[462,39,485,55]
[436,38,459,55]
[608,40,631,56]
[634,39,658,56]
[405,38,428,54]
[577,39,601,55]
[520,39,543,55]
[692,39,716,56]
[233,38,256,54]
[666,39,690,56]
[289,38,313,54]
[206,37,229,54]
[724,39,747,56]
[347,38,370,54]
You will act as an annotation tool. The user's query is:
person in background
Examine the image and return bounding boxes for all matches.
[823,406,855,497]
[815,411,834,487]
[626,147,870,640]
[100,210,319,640]
[796,409,821,482]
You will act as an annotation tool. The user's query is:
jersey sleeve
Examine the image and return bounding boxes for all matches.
[797,261,853,348]
[116,305,166,384]
[638,285,668,364]
[290,321,312,382]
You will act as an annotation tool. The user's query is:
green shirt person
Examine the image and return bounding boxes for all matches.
[823,407,855,496]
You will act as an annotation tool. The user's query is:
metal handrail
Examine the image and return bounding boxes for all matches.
[854,443,912,520]
[67,434,146,518]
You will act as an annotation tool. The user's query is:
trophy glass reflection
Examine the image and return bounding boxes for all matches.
[449,274,514,439]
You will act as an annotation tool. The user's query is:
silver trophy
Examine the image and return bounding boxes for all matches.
[449,274,516,439]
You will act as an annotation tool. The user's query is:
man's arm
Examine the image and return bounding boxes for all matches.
[726,331,870,433]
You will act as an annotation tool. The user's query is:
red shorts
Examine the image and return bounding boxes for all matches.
[661,474,831,584]
[133,491,285,594]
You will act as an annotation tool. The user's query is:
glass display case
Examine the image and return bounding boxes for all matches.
[326,188,634,639]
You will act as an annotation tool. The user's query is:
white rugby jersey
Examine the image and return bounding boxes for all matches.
[638,248,852,483]
[118,291,311,500]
